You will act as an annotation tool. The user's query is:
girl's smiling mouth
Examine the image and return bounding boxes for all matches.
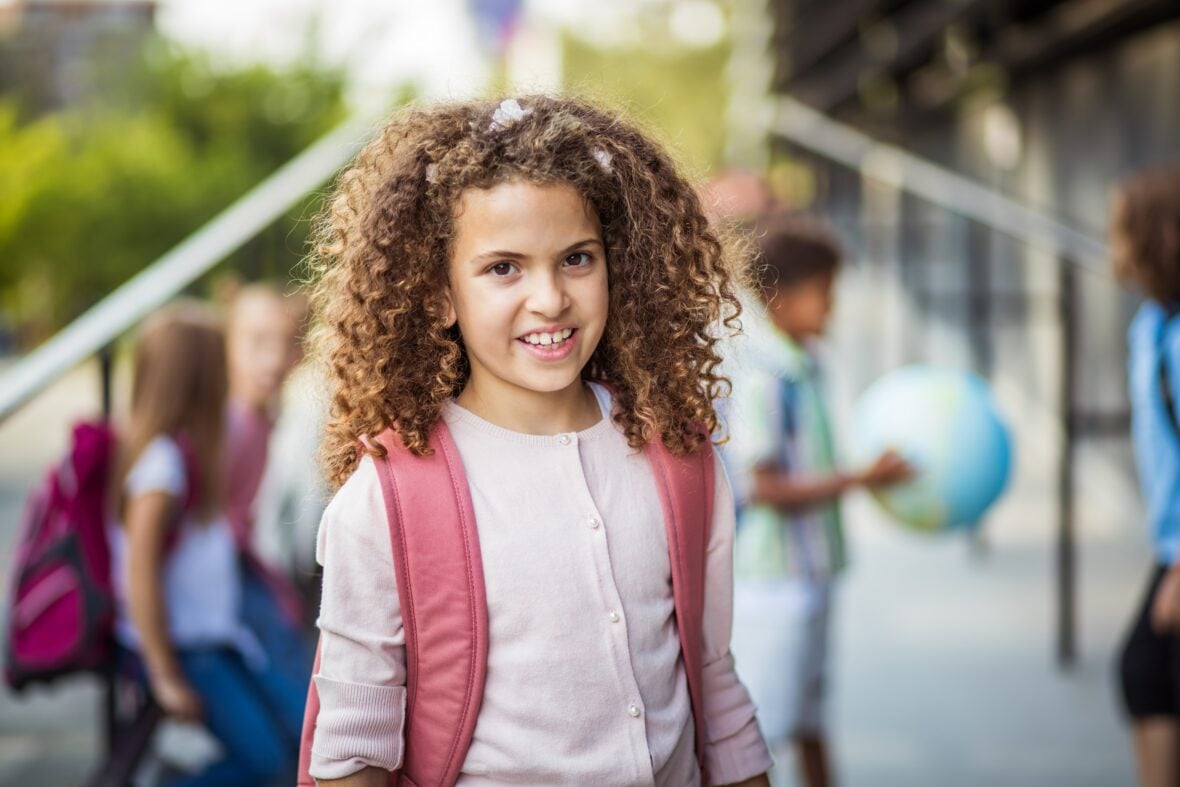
[517,327,578,360]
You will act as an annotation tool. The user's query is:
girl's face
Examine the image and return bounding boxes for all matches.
[227,293,302,411]
[445,179,608,407]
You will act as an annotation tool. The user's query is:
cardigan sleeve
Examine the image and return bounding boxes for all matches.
[309,457,407,780]
[700,452,775,784]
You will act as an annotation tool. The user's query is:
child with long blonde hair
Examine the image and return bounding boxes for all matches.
[305,96,772,786]
[111,302,303,786]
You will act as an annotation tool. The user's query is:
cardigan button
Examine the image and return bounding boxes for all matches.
[587,516,601,529]
[608,611,620,623]
[627,704,641,718]
[557,433,572,445]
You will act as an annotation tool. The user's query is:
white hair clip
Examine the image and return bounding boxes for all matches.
[489,98,532,131]
[425,163,439,184]
[592,148,613,175]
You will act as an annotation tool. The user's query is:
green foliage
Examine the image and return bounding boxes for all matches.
[0,38,349,342]
[561,33,730,176]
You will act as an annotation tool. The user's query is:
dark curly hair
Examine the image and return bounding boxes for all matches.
[1111,163,1180,304]
[308,95,743,487]
[751,210,842,300]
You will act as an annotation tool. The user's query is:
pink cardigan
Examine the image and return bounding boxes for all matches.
[311,391,772,785]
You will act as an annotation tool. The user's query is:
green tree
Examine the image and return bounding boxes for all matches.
[0,37,351,343]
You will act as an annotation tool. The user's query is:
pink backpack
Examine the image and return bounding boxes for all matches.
[5,423,192,690]
[297,421,715,786]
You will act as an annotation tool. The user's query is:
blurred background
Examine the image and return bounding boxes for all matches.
[1,0,1178,784]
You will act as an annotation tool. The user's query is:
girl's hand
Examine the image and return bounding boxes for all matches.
[857,449,914,489]
[152,672,203,722]
[1151,563,1180,634]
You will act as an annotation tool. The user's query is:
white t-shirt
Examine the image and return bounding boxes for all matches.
[108,435,260,662]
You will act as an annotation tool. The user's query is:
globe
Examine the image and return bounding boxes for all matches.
[851,365,1012,533]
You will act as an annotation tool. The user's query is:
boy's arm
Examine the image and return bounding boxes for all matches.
[749,463,854,510]
[750,449,912,512]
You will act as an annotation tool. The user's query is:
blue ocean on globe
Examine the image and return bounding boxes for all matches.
[852,365,1013,532]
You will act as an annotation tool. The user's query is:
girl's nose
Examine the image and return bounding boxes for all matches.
[526,272,568,317]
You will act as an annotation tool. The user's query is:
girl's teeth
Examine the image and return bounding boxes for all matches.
[523,329,574,346]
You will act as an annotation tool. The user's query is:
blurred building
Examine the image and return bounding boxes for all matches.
[756,0,1180,665]
[0,0,156,115]
[763,0,1180,428]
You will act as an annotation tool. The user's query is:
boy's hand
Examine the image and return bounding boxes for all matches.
[1151,563,1180,634]
[858,450,914,488]
[152,672,203,722]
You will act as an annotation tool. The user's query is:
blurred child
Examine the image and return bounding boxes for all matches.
[1112,165,1180,787]
[302,96,773,785]
[224,283,306,550]
[699,168,784,227]
[725,212,910,787]
[109,302,304,786]
[223,284,315,696]
[223,282,324,600]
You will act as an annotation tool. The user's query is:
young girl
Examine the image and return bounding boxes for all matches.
[1113,165,1180,787]
[222,284,315,684]
[306,96,773,785]
[110,302,305,787]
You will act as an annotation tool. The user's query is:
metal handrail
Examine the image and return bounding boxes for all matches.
[772,96,1109,270]
[0,111,378,423]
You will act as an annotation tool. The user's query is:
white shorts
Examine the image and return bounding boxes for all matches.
[730,578,833,744]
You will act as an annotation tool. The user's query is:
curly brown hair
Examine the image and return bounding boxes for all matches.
[1111,164,1180,304]
[308,95,743,487]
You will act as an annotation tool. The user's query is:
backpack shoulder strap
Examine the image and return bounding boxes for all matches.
[372,422,488,785]
[297,423,488,787]
[643,436,714,783]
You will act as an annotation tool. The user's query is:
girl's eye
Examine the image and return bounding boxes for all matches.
[563,252,592,268]
[489,262,517,277]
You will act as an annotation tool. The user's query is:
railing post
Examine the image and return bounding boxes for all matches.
[966,221,993,375]
[99,345,113,419]
[1057,262,1078,668]
[98,345,117,756]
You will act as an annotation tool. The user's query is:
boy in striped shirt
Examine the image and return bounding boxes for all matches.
[725,212,910,787]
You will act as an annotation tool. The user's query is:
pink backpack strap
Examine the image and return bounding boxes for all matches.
[644,437,714,783]
[297,644,322,784]
[298,422,488,787]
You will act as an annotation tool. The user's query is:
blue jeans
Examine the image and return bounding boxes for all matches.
[167,647,306,787]
[239,562,314,692]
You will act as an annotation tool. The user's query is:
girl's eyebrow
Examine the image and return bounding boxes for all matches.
[561,238,603,254]
[469,249,527,265]
[468,238,603,265]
